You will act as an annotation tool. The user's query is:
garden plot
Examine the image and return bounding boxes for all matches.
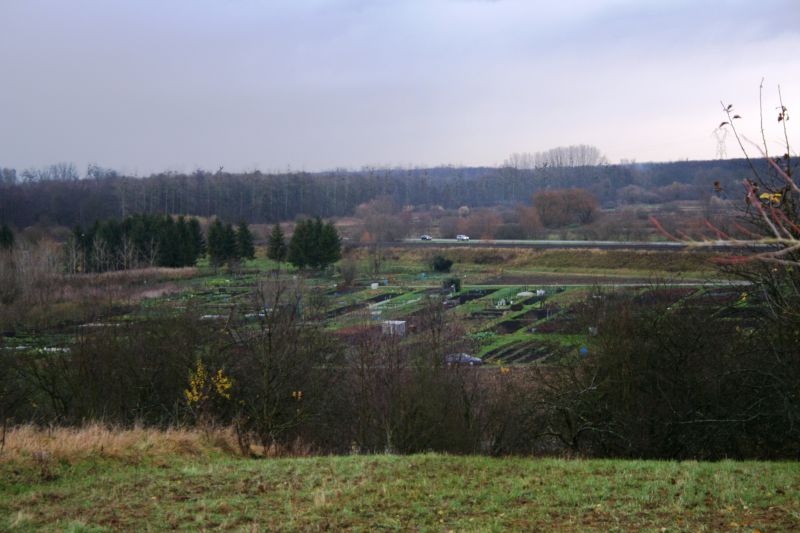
[443,286,576,364]
[493,319,531,334]
[8,248,743,372]
[322,288,433,329]
[483,338,566,364]
[325,291,403,318]
[456,289,495,304]
[468,285,701,364]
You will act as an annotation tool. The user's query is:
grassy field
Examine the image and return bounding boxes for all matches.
[1,427,798,532]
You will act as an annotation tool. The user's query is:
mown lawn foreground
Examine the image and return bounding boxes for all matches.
[2,454,798,531]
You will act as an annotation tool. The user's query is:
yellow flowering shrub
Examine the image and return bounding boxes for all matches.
[185,360,233,406]
[759,192,782,206]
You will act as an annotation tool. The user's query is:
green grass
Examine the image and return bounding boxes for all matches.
[2,454,798,531]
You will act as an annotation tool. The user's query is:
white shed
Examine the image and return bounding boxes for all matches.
[381,320,407,336]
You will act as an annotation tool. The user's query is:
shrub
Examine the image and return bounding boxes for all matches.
[443,277,461,292]
[533,188,599,227]
[431,255,453,273]
[537,289,800,459]
[338,257,358,287]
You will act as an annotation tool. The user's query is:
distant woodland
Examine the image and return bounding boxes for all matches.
[0,159,753,228]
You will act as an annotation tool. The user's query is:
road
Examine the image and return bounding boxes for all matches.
[353,238,776,252]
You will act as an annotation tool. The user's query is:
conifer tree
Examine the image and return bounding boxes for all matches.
[207,218,226,268]
[222,223,239,264]
[157,215,180,267]
[287,219,311,269]
[287,218,341,270]
[307,217,325,268]
[128,215,150,266]
[188,218,206,262]
[267,223,287,264]
[176,216,193,266]
[207,219,242,268]
[236,221,256,261]
[319,221,342,267]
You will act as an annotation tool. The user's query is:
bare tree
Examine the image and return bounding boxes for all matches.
[226,274,341,455]
[505,145,608,169]
[21,162,80,182]
[355,196,411,274]
[117,236,134,270]
[91,238,111,273]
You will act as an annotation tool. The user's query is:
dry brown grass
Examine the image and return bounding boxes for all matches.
[74,266,199,284]
[58,267,197,305]
[1,263,199,330]
[0,424,239,463]
[0,424,321,465]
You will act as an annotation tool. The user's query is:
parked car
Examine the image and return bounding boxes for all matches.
[420,234,432,240]
[456,234,470,241]
[445,353,483,366]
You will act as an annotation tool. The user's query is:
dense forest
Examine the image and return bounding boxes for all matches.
[0,159,754,229]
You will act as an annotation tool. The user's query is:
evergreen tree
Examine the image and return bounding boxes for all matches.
[175,216,193,266]
[157,216,181,267]
[129,214,155,267]
[236,221,256,261]
[267,223,287,264]
[207,218,226,268]
[188,218,206,262]
[222,223,239,265]
[287,219,311,269]
[307,217,325,268]
[0,224,14,250]
[287,218,341,270]
[319,221,342,267]
[60,214,209,272]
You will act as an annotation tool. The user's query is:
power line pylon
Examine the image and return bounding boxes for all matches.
[712,127,728,159]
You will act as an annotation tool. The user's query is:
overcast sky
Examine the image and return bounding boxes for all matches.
[1,0,798,175]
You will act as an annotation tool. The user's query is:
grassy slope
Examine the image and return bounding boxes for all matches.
[3,452,798,531]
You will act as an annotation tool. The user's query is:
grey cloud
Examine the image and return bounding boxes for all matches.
[0,0,798,173]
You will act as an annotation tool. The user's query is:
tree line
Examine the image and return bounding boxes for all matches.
[64,213,268,273]
[504,144,608,169]
[66,214,207,273]
[0,159,755,228]
[62,213,341,273]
